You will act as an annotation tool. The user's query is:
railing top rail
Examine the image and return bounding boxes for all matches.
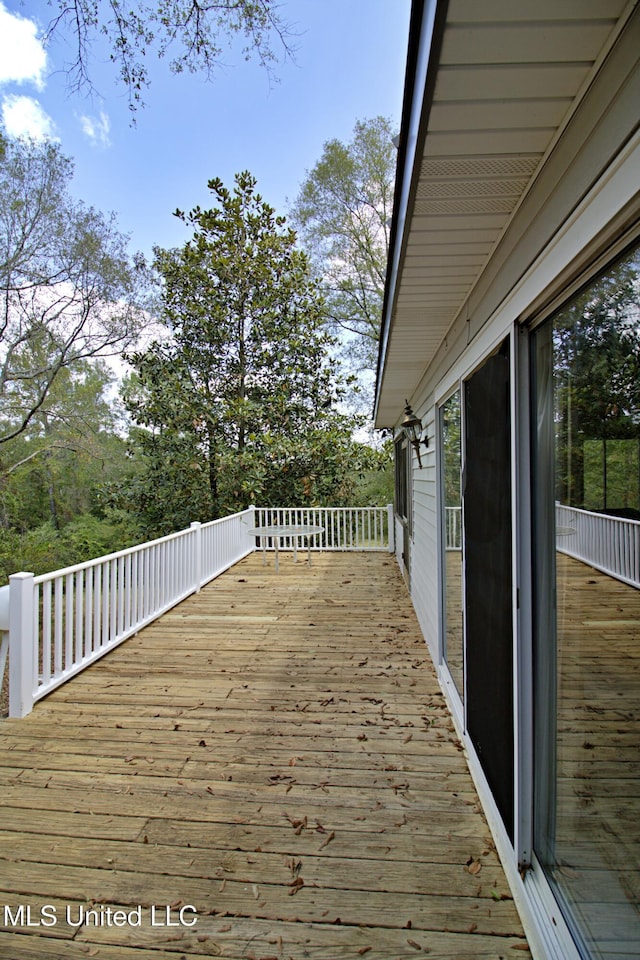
[256,505,387,511]
[31,508,255,586]
[201,508,253,531]
[556,502,640,528]
[30,525,195,585]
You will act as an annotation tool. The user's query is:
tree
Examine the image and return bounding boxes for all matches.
[44,0,293,113]
[290,117,397,381]
[0,347,125,531]
[0,135,149,450]
[114,172,362,536]
[553,245,640,513]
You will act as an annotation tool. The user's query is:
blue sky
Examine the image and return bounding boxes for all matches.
[0,1,411,261]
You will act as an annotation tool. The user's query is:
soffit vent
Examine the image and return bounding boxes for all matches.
[418,178,530,198]
[420,155,541,180]
[414,196,517,215]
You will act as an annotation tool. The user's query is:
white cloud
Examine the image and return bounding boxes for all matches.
[1,94,58,141]
[0,2,47,89]
[79,110,112,148]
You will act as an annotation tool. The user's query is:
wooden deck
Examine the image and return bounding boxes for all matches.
[0,552,530,959]
[553,552,640,951]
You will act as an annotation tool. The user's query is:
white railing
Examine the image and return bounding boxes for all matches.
[6,508,255,719]
[3,505,393,718]
[556,503,640,589]
[445,506,462,550]
[253,506,393,552]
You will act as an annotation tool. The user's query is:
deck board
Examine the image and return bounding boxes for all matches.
[0,553,530,958]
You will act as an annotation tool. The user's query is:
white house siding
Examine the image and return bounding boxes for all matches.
[382,8,640,959]
[394,514,405,573]
[403,8,640,662]
[404,402,438,662]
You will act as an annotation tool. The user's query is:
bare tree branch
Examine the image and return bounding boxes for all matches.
[0,138,151,446]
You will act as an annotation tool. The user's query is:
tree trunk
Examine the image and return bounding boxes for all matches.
[207,429,219,520]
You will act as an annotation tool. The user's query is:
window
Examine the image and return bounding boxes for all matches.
[395,435,409,523]
[395,435,412,575]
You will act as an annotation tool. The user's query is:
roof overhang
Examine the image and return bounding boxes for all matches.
[374,0,630,428]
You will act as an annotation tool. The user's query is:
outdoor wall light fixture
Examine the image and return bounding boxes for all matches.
[401,400,429,468]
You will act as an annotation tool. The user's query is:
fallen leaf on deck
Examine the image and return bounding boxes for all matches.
[319,830,335,850]
[285,814,308,834]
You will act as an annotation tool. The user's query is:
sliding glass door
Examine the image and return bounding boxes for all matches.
[464,340,514,841]
[532,242,640,958]
[439,340,514,840]
[440,390,464,700]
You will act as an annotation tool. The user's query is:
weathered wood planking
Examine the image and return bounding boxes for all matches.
[0,553,530,958]
[552,553,640,951]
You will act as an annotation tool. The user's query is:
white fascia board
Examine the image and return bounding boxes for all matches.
[374,0,442,427]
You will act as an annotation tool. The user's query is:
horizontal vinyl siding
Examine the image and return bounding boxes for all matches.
[403,10,640,676]
[409,402,440,663]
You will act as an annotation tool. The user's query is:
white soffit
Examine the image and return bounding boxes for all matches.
[376,0,628,426]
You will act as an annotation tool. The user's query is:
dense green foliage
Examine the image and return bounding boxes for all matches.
[0,135,149,582]
[0,151,392,581]
[554,245,640,516]
[110,172,373,537]
[0,512,142,585]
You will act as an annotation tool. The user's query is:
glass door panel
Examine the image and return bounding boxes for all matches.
[532,243,640,959]
[440,390,464,699]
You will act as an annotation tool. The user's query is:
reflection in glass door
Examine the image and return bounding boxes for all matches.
[532,243,640,959]
[440,391,464,700]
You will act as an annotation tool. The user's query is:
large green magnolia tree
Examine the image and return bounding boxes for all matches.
[117,172,364,535]
[290,117,397,381]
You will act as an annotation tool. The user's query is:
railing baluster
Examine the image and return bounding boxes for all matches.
[54,578,63,674]
[75,570,83,663]
[85,566,93,656]
[65,573,74,670]
[102,561,110,648]
[94,565,102,651]
[42,581,52,684]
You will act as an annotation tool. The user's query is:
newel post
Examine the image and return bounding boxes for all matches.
[190,522,202,594]
[387,504,395,553]
[9,572,36,719]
